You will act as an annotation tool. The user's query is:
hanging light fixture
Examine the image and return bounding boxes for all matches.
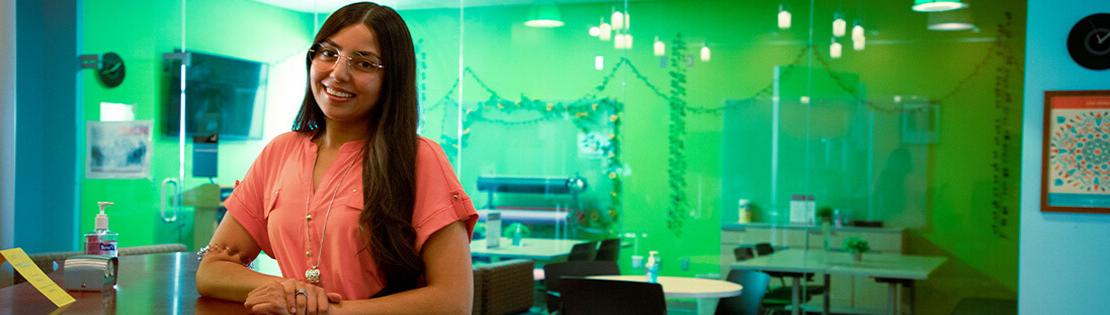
[830,39,842,59]
[700,43,711,62]
[611,11,625,30]
[778,4,792,30]
[624,34,634,50]
[832,14,847,37]
[614,33,626,49]
[927,8,974,31]
[653,36,665,56]
[853,35,865,51]
[595,56,604,70]
[589,26,601,37]
[851,23,865,41]
[599,21,612,41]
[912,0,967,12]
[524,3,565,28]
[623,12,630,30]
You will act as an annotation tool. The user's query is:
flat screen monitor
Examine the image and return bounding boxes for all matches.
[163,50,267,140]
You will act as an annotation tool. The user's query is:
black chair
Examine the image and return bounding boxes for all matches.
[754,242,775,256]
[734,246,756,261]
[543,261,621,313]
[560,277,666,315]
[567,241,598,261]
[716,270,773,315]
[594,238,620,262]
[752,242,825,306]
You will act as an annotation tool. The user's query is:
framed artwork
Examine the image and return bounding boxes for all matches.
[1042,90,1110,213]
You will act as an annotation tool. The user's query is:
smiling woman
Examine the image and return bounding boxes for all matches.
[194,2,478,315]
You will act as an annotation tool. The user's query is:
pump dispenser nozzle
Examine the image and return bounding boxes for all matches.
[96,201,113,231]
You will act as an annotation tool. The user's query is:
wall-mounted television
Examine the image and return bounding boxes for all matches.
[162,50,267,140]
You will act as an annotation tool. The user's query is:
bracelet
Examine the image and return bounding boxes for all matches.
[197,243,253,267]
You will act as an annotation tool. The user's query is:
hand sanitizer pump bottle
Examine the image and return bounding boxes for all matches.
[85,201,118,257]
[645,250,660,283]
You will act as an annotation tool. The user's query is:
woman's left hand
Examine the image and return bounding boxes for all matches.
[244,279,342,315]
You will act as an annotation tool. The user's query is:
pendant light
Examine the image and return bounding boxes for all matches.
[599,21,612,41]
[912,0,967,12]
[832,14,847,37]
[830,39,842,59]
[589,26,601,37]
[927,8,974,31]
[853,35,865,51]
[524,3,565,28]
[653,36,665,56]
[700,43,711,62]
[611,11,625,30]
[778,4,792,29]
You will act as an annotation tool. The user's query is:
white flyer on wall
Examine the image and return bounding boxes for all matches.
[86,120,152,179]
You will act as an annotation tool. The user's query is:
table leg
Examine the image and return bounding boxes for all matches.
[792,277,801,315]
[823,273,830,315]
[907,282,915,315]
[888,282,898,315]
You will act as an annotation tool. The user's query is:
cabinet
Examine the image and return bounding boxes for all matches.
[721,223,903,313]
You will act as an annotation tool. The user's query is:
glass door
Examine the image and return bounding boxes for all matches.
[77,0,189,250]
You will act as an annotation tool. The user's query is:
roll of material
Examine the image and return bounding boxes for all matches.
[477,176,588,194]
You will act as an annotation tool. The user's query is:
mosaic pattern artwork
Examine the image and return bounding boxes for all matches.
[1049,111,1110,193]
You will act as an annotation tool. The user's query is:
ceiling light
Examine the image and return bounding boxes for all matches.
[589,26,601,37]
[611,11,625,30]
[599,22,612,41]
[830,40,842,59]
[595,56,604,70]
[524,3,564,28]
[833,15,847,37]
[912,0,967,12]
[653,36,665,56]
[852,24,865,41]
[778,5,792,29]
[700,44,711,62]
[927,9,974,31]
[853,35,865,51]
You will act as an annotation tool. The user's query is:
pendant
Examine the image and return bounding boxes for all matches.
[305,267,321,284]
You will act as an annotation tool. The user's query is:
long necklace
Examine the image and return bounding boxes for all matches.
[304,159,356,284]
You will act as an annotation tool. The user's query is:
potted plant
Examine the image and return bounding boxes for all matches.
[843,237,870,262]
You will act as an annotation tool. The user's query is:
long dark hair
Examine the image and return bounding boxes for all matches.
[292,2,421,297]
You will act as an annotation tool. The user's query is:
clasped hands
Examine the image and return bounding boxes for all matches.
[245,278,344,314]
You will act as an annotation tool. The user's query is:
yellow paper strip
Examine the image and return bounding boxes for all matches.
[0,248,76,307]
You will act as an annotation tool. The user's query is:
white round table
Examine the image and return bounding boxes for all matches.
[587,275,742,298]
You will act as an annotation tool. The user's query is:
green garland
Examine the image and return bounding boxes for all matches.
[666,35,689,234]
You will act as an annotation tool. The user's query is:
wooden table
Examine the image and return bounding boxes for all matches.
[470,237,587,262]
[0,252,247,314]
[732,249,945,315]
[588,275,742,315]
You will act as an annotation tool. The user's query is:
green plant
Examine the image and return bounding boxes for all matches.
[816,206,834,223]
[843,237,870,254]
[502,223,532,238]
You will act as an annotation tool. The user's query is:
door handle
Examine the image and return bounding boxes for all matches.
[160,177,180,223]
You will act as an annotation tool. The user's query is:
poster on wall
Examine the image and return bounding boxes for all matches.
[1042,90,1110,213]
[86,121,152,179]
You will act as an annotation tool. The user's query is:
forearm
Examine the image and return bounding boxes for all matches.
[195,259,283,302]
[329,285,471,315]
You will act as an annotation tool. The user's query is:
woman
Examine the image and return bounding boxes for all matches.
[195,2,478,314]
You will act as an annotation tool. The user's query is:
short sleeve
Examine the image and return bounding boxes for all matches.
[412,137,479,252]
[224,132,297,254]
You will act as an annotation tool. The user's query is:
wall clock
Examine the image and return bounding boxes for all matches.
[97,52,126,88]
[1068,13,1110,70]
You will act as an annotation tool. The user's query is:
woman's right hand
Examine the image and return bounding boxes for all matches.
[244,279,343,315]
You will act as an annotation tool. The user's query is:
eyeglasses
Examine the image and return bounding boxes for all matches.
[309,43,385,74]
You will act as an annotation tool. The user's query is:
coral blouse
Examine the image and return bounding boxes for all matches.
[225,132,478,299]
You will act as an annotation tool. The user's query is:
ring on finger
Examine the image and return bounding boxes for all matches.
[295,288,308,298]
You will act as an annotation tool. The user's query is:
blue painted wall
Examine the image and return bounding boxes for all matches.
[12,0,79,253]
[1020,1,1110,313]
